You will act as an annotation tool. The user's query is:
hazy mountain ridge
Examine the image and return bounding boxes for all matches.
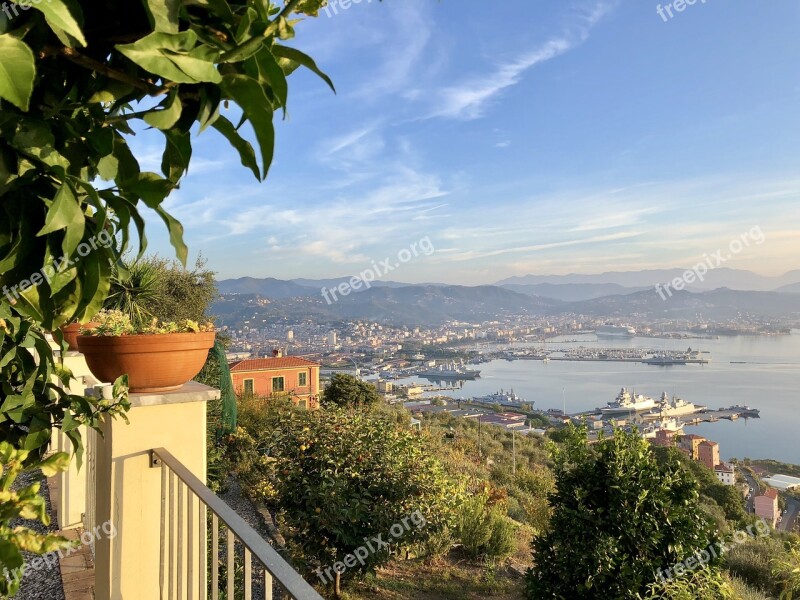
[211,279,799,326]
[496,268,800,292]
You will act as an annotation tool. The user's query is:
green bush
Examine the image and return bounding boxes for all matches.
[455,494,516,561]
[640,566,734,599]
[526,425,720,599]
[725,537,786,597]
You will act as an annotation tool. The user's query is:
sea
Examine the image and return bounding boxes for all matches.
[395,331,800,464]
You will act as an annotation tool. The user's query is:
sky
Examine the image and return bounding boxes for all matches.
[133,0,800,285]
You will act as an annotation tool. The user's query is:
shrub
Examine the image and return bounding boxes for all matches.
[526,425,720,599]
[726,537,786,597]
[640,566,734,599]
[455,494,517,561]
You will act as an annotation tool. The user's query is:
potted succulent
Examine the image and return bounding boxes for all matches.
[77,310,215,393]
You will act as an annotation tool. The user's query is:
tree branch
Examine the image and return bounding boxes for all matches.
[54,47,162,96]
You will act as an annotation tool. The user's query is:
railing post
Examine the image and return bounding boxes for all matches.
[50,350,96,530]
[92,382,220,600]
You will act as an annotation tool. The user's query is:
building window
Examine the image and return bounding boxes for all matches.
[272,377,285,393]
[297,398,307,409]
[243,379,254,395]
[298,372,307,387]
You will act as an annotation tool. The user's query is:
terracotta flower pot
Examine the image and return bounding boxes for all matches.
[60,322,98,351]
[77,331,216,393]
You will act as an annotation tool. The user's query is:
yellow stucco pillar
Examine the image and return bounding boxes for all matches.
[92,381,219,600]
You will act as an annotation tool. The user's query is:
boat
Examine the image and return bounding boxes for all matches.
[641,417,684,438]
[600,388,657,415]
[417,360,481,379]
[647,392,703,417]
[718,405,760,416]
[595,324,636,338]
[474,389,531,407]
[644,355,687,366]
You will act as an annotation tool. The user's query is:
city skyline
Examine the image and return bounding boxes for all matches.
[133,0,800,284]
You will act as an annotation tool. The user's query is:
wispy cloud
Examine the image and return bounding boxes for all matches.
[427,1,615,120]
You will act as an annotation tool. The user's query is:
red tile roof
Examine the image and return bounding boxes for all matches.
[761,488,778,500]
[699,440,719,447]
[230,357,319,372]
[715,462,734,473]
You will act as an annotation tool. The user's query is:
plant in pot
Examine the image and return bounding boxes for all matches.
[77,310,215,393]
[59,259,164,351]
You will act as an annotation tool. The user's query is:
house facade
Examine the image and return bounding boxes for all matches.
[714,462,736,486]
[230,356,321,408]
[678,434,705,460]
[698,440,720,470]
[754,488,779,526]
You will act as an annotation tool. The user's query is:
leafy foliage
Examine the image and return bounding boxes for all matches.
[235,398,462,589]
[0,304,129,463]
[773,542,800,599]
[109,255,217,325]
[525,425,720,599]
[0,0,330,451]
[321,373,381,409]
[454,493,517,561]
[0,443,72,597]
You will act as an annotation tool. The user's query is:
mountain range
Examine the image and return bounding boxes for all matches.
[212,271,800,326]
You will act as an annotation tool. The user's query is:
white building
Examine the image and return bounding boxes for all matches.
[286,330,294,341]
[328,331,338,346]
[714,462,736,486]
[762,474,800,491]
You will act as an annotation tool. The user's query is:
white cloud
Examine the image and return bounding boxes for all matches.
[427,1,615,120]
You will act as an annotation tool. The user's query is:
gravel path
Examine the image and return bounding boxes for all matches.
[13,470,65,600]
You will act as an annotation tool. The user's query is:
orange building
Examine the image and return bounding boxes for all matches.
[698,440,720,470]
[230,356,321,409]
[678,434,705,460]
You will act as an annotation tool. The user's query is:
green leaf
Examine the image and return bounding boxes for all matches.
[161,129,192,182]
[31,0,87,47]
[125,172,173,207]
[272,45,335,93]
[142,0,180,33]
[37,183,85,257]
[211,115,260,180]
[38,452,71,477]
[221,74,275,179]
[116,32,221,84]
[0,35,36,111]
[97,154,119,181]
[143,91,183,130]
[155,207,187,265]
[254,48,288,114]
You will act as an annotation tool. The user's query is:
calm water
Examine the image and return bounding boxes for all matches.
[400,332,800,464]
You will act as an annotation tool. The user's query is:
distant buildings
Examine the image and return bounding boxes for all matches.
[754,488,779,526]
[663,434,736,486]
[229,354,320,409]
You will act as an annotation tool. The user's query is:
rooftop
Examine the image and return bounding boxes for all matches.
[230,357,319,371]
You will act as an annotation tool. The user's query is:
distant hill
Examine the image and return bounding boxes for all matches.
[497,268,800,292]
[217,277,429,298]
[216,277,312,298]
[502,282,647,302]
[212,285,560,326]
[211,280,800,327]
[556,287,800,320]
[775,282,800,294]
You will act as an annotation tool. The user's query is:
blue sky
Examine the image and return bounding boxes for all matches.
[134,0,800,284]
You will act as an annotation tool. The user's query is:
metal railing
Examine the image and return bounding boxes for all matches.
[152,447,323,600]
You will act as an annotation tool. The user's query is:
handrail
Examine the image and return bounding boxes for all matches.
[152,447,324,600]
